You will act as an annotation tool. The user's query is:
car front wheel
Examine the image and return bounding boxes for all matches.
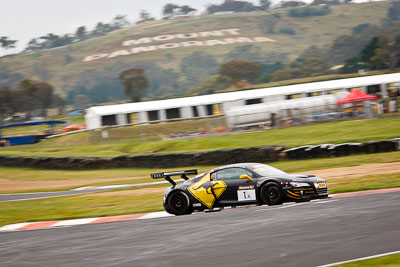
[260,182,284,205]
[167,191,192,215]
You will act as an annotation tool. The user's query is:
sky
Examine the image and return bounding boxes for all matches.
[0,0,270,53]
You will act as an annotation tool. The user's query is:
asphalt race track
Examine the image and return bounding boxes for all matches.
[1,192,399,267]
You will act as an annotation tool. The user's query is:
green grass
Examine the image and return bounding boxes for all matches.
[0,165,213,193]
[336,253,400,266]
[0,191,165,227]
[328,172,400,194]
[1,118,399,157]
[1,150,400,194]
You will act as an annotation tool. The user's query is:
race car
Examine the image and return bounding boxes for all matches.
[151,163,328,215]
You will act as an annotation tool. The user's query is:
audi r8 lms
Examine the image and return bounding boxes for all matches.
[151,163,328,215]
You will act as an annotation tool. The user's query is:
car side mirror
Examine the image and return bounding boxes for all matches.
[240,175,253,181]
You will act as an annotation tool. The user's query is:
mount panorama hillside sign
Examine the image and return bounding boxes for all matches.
[83,28,277,62]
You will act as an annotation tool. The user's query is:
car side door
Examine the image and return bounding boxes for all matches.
[212,167,257,206]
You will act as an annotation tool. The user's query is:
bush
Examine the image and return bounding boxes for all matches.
[279,28,296,35]
[388,1,400,21]
[289,6,330,17]
[352,23,370,35]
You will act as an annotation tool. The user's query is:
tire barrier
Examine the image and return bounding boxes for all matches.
[0,146,285,170]
[0,139,398,170]
[284,139,399,160]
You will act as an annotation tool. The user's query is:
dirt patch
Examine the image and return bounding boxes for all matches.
[0,177,141,192]
[305,162,400,180]
[87,187,166,197]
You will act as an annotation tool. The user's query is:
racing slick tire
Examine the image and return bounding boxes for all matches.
[260,182,284,206]
[167,191,192,215]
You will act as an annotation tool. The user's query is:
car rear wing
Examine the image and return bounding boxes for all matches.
[150,169,198,186]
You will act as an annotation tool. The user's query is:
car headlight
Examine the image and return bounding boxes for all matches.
[290,182,310,187]
[314,182,327,189]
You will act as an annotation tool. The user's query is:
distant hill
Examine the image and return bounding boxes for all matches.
[0,1,395,106]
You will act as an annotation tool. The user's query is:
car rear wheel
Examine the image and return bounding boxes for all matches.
[260,182,284,205]
[167,191,192,215]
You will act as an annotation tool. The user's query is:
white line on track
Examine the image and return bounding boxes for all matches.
[253,199,338,212]
[317,250,400,267]
[137,211,173,220]
[52,218,100,227]
[0,223,31,231]
[0,191,55,196]
[311,199,338,204]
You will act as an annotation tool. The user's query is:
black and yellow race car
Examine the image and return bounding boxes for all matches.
[151,163,328,215]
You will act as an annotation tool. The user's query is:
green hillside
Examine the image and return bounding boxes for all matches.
[0,1,395,105]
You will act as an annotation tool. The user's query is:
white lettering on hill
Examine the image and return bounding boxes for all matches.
[83,28,277,62]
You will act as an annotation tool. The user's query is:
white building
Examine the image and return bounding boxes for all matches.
[85,73,400,129]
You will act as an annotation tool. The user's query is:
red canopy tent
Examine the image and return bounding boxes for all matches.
[336,90,378,105]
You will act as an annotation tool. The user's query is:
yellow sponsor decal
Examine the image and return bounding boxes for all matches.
[287,190,300,197]
[286,193,301,200]
[188,173,227,208]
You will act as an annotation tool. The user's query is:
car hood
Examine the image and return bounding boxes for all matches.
[287,173,326,183]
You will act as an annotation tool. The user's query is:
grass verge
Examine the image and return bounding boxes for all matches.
[336,253,400,266]
[0,118,399,157]
[1,151,400,193]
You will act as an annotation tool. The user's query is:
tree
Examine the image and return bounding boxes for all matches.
[37,33,74,49]
[74,94,90,109]
[259,0,271,10]
[112,15,130,28]
[271,69,292,82]
[388,1,400,21]
[288,6,330,17]
[255,62,284,84]
[206,0,260,14]
[180,51,219,87]
[139,10,153,21]
[0,87,16,121]
[258,16,279,34]
[311,0,339,5]
[52,94,66,115]
[118,68,149,102]
[25,38,42,51]
[219,60,261,83]
[285,58,329,78]
[225,45,263,62]
[180,5,196,13]
[162,4,195,15]
[370,35,400,70]
[359,37,379,63]
[163,3,180,15]
[196,75,232,93]
[352,23,370,35]
[341,57,365,74]
[281,1,306,8]
[92,23,113,36]
[75,26,88,41]
[16,79,54,117]
[269,57,329,81]
[0,36,17,52]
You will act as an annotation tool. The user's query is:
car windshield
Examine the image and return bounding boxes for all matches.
[250,164,287,177]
